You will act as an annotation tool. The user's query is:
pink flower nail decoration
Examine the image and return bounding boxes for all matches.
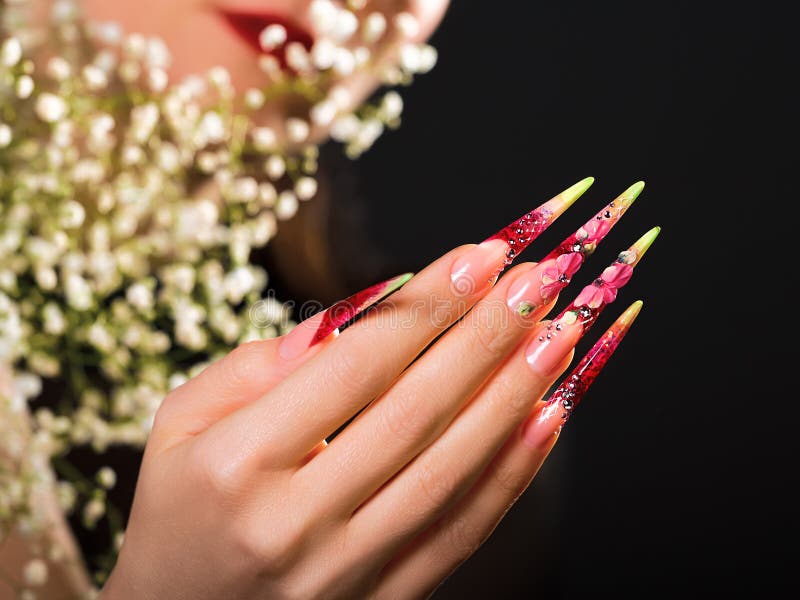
[540,252,584,300]
[574,263,634,308]
[576,218,611,245]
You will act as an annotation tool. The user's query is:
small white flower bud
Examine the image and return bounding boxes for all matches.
[259,24,287,50]
[35,93,68,123]
[1,37,22,67]
[312,38,337,70]
[286,118,310,143]
[23,559,48,587]
[275,190,299,220]
[46,56,72,80]
[311,100,337,127]
[265,155,286,180]
[251,127,277,152]
[362,13,386,44]
[83,65,109,90]
[16,75,34,99]
[310,0,338,34]
[332,10,358,42]
[244,88,265,110]
[0,123,11,147]
[394,12,420,38]
[295,177,318,201]
[97,467,117,490]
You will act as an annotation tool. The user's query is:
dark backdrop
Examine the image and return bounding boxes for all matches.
[309,1,793,597]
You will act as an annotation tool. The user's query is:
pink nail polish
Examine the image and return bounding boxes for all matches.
[506,264,548,317]
[535,181,645,302]
[525,320,583,377]
[485,177,594,266]
[279,273,413,360]
[449,239,509,296]
[522,301,644,450]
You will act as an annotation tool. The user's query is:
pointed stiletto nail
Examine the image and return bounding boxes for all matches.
[509,181,646,313]
[279,273,413,360]
[523,301,644,450]
[548,227,659,336]
[484,177,594,267]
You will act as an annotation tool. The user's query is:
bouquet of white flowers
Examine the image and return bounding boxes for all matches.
[0,0,435,593]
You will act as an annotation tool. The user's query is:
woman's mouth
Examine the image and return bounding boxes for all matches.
[218,9,314,69]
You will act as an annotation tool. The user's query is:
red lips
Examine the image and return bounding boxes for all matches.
[218,10,314,68]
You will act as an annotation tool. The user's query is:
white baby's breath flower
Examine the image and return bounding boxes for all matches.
[310,0,338,34]
[394,12,420,38]
[362,13,387,44]
[83,498,106,527]
[244,88,265,110]
[259,24,287,51]
[331,10,358,43]
[265,155,286,180]
[97,467,117,490]
[83,64,109,90]
[1,37,22,67]
[126,282,154,312]
[295,177,318,201]
[16,75,34,99]
[35,93,68,122]
[286,118,310,143]
[23,559,49,587]
[0,123,12,147]
[275,190,299,220]
[251,127,277,152]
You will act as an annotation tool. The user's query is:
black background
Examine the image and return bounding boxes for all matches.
[313,1,794,597]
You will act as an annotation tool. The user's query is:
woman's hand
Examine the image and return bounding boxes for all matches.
[103,179,656,599]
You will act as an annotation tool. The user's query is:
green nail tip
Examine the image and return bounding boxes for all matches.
[560,176,595,206]
[621,181,645,206]
[387,272,414,293]
[618,300,644,327]
[633,226,661,257]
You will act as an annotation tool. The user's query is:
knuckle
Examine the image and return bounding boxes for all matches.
[414,452,460,511]
[379,389,431,444]
[235,515,306,576]
[189,440,245,499]
[484,374,530,419]
[220,341,272,389]
[443,515,485,563]
[325,349,365,399]
[490,458,532,500]
[468,304,509,356]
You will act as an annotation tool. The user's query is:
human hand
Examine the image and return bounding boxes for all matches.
[103,178,658,599]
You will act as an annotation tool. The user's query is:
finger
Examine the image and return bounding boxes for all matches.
[373,302,644,599]
[346,229,659,562]
[210,179,593,465]
[301,181,643,514]
[153,274,412,448]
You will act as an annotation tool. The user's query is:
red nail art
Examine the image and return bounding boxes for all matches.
[523,302,643,450]
[546,227,659,337]
[311,273,413,345]
[546,301,643,421]
[279,273,413,360]
[484,177,594,266]
[535,182,645,304]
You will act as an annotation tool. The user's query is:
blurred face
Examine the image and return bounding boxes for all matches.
[77,0,449,137]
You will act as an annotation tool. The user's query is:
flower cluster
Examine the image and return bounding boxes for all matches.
[1,0,435,591]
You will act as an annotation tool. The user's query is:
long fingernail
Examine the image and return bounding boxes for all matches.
[279,273,414,360]
[509,182,645,314]
[550,226,660,335]
[522,301,643,450]
[450,239,511,296]
[525,319,583,377]
[484,177,594,267]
